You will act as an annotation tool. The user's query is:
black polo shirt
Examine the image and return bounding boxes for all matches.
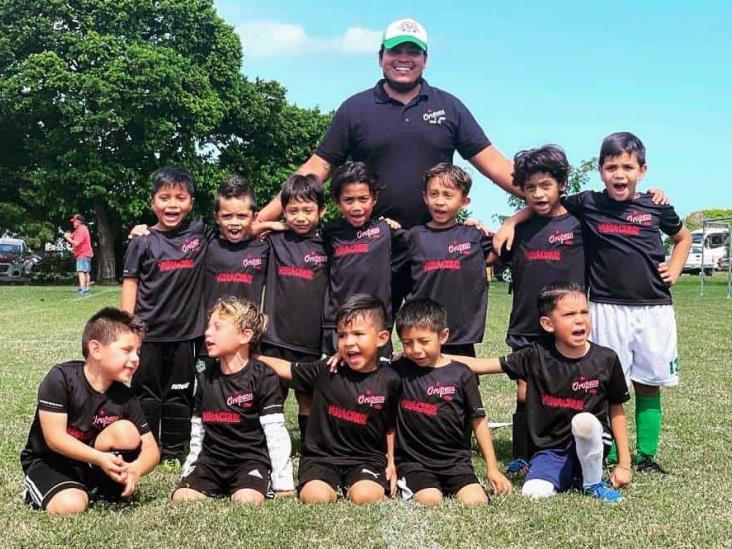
[316,79,491,228]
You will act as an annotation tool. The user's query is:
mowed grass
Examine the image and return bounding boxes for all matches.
[0,277,731,548]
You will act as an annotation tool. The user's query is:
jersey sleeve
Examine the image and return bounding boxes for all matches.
[390,227,410,273]
[384,372,402,431]
[561,191,591,218]
[122,235,147,279]
[257,365,284,417]
[124,394,151,435]
[36,367,69,413]
[291,359,326,394]
[314,102,351,166]
[479,229,493,258]
[499,346,536,381]
[453,97,491,159]
[659,204,683,236]
[607,354,631,405]
[461,367,486,419]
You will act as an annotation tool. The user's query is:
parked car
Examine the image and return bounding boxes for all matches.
[683,245,716,276]
[718,255,730,271]
[0,237,37,280]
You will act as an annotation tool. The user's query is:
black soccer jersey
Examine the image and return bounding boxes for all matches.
[194,358,283,466]
[499,342,630,451]
[322,218,407,328]
[503,214,585,337]
[262,231,328,355]
[123,220,207,341]
[202,237,269,313]
[20,361,151,470]
[562,191,683,305]
[405,224,492,344]
[391,358,486,475]
[292,359,401,468]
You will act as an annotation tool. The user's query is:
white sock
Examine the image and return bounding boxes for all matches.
[522,479,556,499]
[571,412,604,488]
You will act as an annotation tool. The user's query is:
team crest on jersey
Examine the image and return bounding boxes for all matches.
[625,210,653,226]
[427,383,456,402]
[304,250,327,269]
[92,408,120,428]
[448,240,471,256]
[227,391,254,408]
[181,237,201,254]
[571,376,599,395]
[356,389,385,409]
[548,230,574,246]
[356,226,381,240]
[423,108,447,125]
[241,254,264,270]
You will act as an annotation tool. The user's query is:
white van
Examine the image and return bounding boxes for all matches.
[684,228,730,274]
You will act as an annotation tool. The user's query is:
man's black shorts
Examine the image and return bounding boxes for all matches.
[175,456,272,498]
[23,448,140,510]
[397,463,482,498]
[298,458,388,495]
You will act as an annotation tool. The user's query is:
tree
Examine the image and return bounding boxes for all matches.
[0,0,329,280]
[683,209,732,232]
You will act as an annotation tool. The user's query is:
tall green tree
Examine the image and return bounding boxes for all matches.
[0,0,329,280]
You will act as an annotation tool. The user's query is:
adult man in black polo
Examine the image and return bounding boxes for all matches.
[258,17,517,229]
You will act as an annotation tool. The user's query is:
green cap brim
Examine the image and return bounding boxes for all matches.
[383,35,427,51]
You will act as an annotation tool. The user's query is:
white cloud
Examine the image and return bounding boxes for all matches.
[236,21,381,58]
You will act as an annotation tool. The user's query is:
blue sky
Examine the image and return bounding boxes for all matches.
[215,0,731,225]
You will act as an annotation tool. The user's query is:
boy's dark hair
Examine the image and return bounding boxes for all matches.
[395,299,447,336]
[281,174,326,209]
[214,173,257,212]
[335,294,387,331]
[512,145,570,189]
[151,166,195,197]
[82,307,146,359]
[599,132,646,168]
[537,281,587,317]
[423,162,472,195]
[330,161,382,200]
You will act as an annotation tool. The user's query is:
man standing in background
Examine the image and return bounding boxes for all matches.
[64,213,94,295]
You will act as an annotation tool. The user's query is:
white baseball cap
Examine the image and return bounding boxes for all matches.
[382,18,428,51]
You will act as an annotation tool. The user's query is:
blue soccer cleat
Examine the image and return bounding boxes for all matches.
[584,481,624,503]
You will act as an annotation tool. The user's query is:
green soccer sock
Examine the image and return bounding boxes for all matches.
[606,441,618,464]
[635,392,662,459]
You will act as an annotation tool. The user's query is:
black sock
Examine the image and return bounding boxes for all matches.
[512,400,529,461]
[298,415,309,439]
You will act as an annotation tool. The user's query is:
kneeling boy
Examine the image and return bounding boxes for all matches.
[173,298,293,505]
[393,299,511,505]
[258,294,401,504]
[21,308,159,515]
[451,282,632,502]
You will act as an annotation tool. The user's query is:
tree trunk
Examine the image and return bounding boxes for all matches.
[93,196,117,283]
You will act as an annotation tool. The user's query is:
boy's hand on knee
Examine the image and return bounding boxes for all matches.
[121,465,141,498]
[487,468,512,495]
[96,451,127,483]
[610,465,632,488]
[385,461,397,497]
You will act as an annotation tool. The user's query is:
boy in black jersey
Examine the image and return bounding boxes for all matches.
[258,174,328,439]
[122,166,207,467]
[202,174,269,313]
[173,298,293,504]
[452,283,632,503]
[496,133,692,473]
[21,308,159,514]
[392,299,511,505]
[404,163,492,358]
[258,295,401,505]
[322,162,407,357]
[498,146,585,476]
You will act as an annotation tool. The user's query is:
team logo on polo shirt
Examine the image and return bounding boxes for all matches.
[356,389,385,409]
[304,250,327,269]
[423,108,446,125]
[448,240,471,256]
[92,408,120,428]
[625,210,653,226]
[427,383,456,402]
[181,237,201,254]
[356,226,381,240]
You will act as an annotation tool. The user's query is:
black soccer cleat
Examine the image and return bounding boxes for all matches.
[633,455,670,475]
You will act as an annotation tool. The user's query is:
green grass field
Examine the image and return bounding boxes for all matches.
[1,277,731,548]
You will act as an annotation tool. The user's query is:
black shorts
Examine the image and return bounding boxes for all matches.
[297,458,388,495]
[23,448,141,510]
[175,456,271,498]
[397,463,482,499]
[505,333,549,352]
[441,343,476,357]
